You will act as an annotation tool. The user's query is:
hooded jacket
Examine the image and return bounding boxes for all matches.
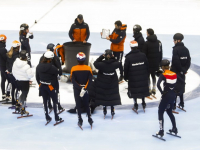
[0,42,7,67]
[69,19,90,42]
[93,55,121,106]
[133,32,145,51]
[142,34,162,72]
[109,24,127,52]
[12,58,34,81]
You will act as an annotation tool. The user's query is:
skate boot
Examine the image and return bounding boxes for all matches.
[152,89,156,95]
[78,118,83,130]
[118,76,124,83]
[88,117,93,129]
[54,115,64,126]
[5,96,11,101]
[178,102,184,108]
[45,115,52,125]
[132,103,138,114]
[169,127,178,135]
[146,90,153,100]
[156,130,164,137]
[20,107,29,116]
[142,102,146,112]
[13,100,21,114]
[111,106,115,119]
[58,105,65,114]
[2,94,6,100]
[103,106,107,119]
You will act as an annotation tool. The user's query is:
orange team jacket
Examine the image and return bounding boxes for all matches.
[54,45,65,64]
[109,24,127,52]
[69,19,90,42]
[70,65,93,90]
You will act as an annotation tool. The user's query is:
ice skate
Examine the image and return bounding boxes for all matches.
[88,117,93,129]
[78,118,83,130]
[167,127,181,138]
[17,107,33,119]
[0,94,6,101]
[54,116,64,126]
[1,96,12,104]
[103,106,107,119]
[111,106,115,120]
[58,105,65,114]
[118,76,124,84]
[152,130,165,141]
[45,115,52,126]
[142,102,146,112]
[132,103,138,114]
[146,90,153,100]
[177,102,186,112]
[13,100,21,114]
[151,89,157,99]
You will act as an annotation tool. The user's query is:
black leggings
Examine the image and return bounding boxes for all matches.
[148,71,156,89]
[158,98,176,130]
[17,81,29,107]
[133,97,145,104]
[8,74,19,105]
[0,66,10,96]
[40,84,58,121]
[113,51,124,76]
[74,88,91,119]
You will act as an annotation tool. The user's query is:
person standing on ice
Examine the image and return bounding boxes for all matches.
[133,24,145,51]
[0,34,11,101]
[155,59,184,138]
[39,43,65,114]
[142,28,162,98]
[19,23,34,67]
[93,50,121,119]
[36,51,63,125]
[104,21,127,83]
[69,14,90,43]
[171,33,191,110]
[6,40,21,107]
[70,52,93,129]
[12,50,34,115]
[124,41,149,113]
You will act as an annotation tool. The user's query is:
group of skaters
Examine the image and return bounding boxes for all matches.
[0,14,191,137]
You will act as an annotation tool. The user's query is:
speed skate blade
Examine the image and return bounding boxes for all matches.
[12,112,21,114]
[54,120,64,126]
[17,114,33,119]
[45,118,52,126]
[152,135,166,141]
[78,125,83,130]
[132,108,138,114]
[118,81,124,84]
[151,95,157,99]
[172,110,179,114]
[58,109,65,115]
[146,96,153,100]
[166,132,181,138]
[48,108,53,114]
[177,106,186,112]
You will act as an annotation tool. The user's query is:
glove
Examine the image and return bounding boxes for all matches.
[80,87,87,97]
[26,32,33,38]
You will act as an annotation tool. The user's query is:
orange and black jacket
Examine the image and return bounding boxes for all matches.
[109,24,127,52]
[69,19,90,42]
[54,44,65,65]
[70,65,93,90]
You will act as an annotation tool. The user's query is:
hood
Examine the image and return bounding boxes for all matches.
[174,42,184,48]
[15,58,28,68]
[0,42,6,48]
[146,34,157,42]
[120,24,127,31]
[74,18,84,25]
[37,63,52,73]
[125,49,139,57]
[133,32,142,39]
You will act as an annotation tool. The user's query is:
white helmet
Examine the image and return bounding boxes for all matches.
[44,51,54,58]
[130,40,138,47]
[12,40,21,48]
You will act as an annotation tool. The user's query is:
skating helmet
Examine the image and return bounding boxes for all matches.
[44,51,54,59]
[160,59,170,66]
[20,23,29,31]
[20,50,27,60]
[173,33,184,41]
[130,40,138,47]
[104,49,113,57]
[133,24,142,33]
[12,40,21,48]
[76,52,86,61]
[0,34,7,41]
[47,43,55,52]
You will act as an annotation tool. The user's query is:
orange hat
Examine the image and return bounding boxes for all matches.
[130,40,138,47]
[12,40,21,48]
[0,34,7,41]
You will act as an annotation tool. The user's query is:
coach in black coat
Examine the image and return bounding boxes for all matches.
[93,51,121,106]
[124,42,149,99]
[133,32,145,51]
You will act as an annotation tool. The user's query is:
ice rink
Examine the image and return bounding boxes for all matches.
[1,0,200,149]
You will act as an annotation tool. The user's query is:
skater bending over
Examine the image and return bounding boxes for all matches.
[124,41,149,113]
[70,52,93,129]
[12,50,34,115]
[93,50,121,119]
[156,59,184,137]
[36,51,63,125]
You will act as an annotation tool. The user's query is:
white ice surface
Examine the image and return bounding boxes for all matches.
[0,98,200,150]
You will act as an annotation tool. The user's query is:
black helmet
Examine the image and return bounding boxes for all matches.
[20,23,29,31]
[160,59,170,66]
[104,49,113,57]
[47,43,55,52]
[173,33,184,41]
[133,24,142,32]
[20,50,27,60]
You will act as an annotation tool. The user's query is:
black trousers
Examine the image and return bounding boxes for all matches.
[158,91,176,130]
[8,74,19,105]
[113,51,123,76]
[148,70,156,89]
[40,84,58,121]
[0,66,10,96]
[17,81,29,107]
[73,88,91,119]
[27,52,32,67]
